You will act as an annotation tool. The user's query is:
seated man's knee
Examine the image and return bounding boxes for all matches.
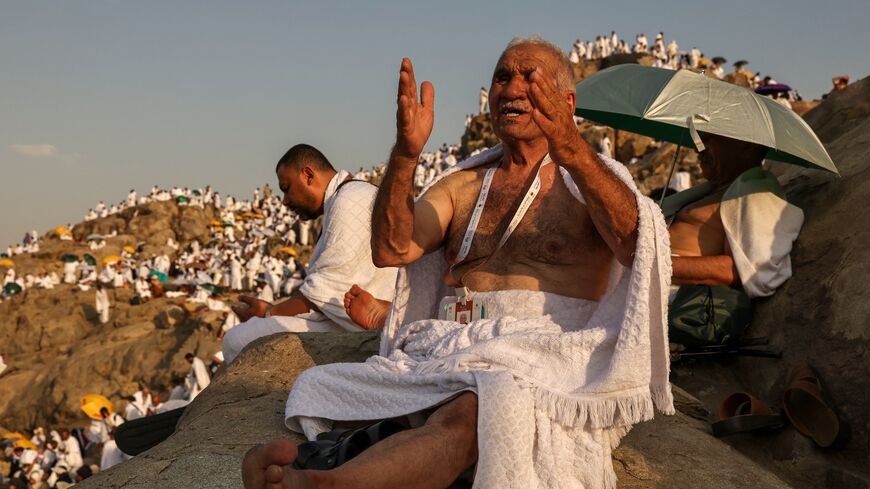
[432,392,478,434]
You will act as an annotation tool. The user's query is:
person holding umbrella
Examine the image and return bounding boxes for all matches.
[573,63,836,345]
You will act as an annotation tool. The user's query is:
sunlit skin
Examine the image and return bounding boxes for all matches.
[243,42,641,488]
[231,164,332,322]
[669,134,767,286]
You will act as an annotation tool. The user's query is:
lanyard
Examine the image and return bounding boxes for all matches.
[454,154,552,265]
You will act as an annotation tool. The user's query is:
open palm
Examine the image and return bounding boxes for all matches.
[395,58,435,160]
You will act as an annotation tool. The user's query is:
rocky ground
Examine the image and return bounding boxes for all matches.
[0,202,229,429]
[3,62,868,487]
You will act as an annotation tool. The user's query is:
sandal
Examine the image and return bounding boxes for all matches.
[711,392,786,438]
[782,366,847,448]
[294,419,406,470]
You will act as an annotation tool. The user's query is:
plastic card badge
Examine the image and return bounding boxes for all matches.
[438,294,486,324]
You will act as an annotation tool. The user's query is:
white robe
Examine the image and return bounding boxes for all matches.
[284,146,673,489]
[185,357,211,400]
[222,172,398,364]
[95,289,110,324]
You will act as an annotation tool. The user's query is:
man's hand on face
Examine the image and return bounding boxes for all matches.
[528,67,584,163]
[232,295,270,322]
[394,58,435,161]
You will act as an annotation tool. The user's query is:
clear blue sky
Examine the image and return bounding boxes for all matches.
[1,0,867,246]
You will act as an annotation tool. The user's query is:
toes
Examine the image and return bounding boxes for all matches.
[265,464,284,483]
[349,284,362,295]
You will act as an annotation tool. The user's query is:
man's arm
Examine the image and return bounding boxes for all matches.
[528,68,638,266]
[371,58,449,267]
[671,255,739,287]
[231,291,317,322]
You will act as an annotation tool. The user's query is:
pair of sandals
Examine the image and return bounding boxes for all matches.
[294,419,406,470]
[712,366,848,448]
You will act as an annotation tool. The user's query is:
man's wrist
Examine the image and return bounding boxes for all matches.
[391,146,419,166]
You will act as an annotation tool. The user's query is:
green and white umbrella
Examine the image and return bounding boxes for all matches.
[83,254,97,266]
[574,65,837,175]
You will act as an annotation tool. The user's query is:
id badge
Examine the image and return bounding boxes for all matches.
[438,295,486,324]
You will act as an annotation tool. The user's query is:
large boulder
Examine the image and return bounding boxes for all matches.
[78,332,790,489]
[729,77,870,483]
[0,289,224,428]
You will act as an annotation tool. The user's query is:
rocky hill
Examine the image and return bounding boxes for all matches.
[0,202,227,429]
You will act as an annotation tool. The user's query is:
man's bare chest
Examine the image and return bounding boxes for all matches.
[445,170,602,267]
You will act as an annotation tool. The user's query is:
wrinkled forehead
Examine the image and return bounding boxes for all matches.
[493,44,559,80]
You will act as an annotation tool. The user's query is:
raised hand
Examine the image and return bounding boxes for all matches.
[394,58,435,160]
[528,68,585,163]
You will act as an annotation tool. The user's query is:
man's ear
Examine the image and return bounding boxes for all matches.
[302,166,315,184]
[566,90,576,115]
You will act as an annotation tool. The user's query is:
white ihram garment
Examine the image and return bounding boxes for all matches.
[186,357,211,400]
[222,172,398,364]
[285,146,674,488]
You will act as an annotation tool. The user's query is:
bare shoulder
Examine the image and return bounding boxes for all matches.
[420,166,487,201]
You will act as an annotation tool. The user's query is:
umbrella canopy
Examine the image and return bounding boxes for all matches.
[61,254,79,263]
[4,283,23,296]
[201,283,224,295]
[81,394,113,420]
[279,246,298,257]
[13,439,37,450]
[55,225,72,236]
[711,56,727,64]
[177,195,190,203]
[123,245,137,254]
[574,65,837,173]
[2,432,27,442]
[0,258,14,268]
[755,83,793,95]
[209,220,222,227]
[733,59,749,67]
[148,270,169,283]
[83,254,97,266]
[86,233,104,241]
[101,255,122,266]
[192,189,202,196]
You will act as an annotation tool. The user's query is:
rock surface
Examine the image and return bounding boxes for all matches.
[77,332,790,489]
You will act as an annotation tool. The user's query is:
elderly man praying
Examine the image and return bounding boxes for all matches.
[243,37,672,489]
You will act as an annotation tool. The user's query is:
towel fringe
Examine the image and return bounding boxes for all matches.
[652,382,676,415]
[533,387,656,430]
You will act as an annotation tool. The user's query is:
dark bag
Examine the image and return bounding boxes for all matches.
[668,284,752,348]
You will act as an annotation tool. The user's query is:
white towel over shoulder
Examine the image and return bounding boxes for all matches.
[285,146,674,488]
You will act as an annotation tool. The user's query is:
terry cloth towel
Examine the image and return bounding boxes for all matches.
[299,170,399,329]
[222,171,399,363]
[662,166,804,299]
[285,146,674,489]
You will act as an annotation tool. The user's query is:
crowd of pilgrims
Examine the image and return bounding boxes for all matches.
[0,145,470,487]
[566,30,801,105]
[2,369,211,488]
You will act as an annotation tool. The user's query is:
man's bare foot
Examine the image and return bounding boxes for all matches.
[344,284,391,330]
[242,440,326,489]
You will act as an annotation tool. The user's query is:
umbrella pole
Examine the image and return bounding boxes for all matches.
[658,143,683,206]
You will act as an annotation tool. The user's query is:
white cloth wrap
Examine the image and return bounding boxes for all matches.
[720,168,804,298]
[299,171,398,330]
[285,145,673,488]
[222,171,398,363]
